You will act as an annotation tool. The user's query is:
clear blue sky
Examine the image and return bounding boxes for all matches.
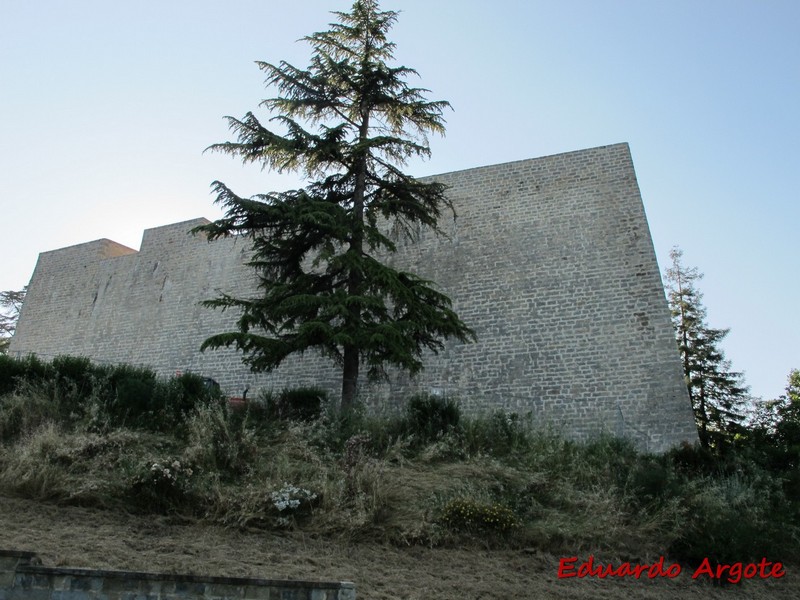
[1,1,797,401]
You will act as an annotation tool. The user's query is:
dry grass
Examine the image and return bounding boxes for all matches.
[1,494,797,600]
[1,378,798,598]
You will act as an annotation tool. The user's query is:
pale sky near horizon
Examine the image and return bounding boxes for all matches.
[1,1,797,402]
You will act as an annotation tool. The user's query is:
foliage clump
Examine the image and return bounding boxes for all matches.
[0,355,222,439]
[128,457,195,513]
[261,387,327,422]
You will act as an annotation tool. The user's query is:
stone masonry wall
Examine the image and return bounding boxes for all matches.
[9,143,698,452]
[0,550,355,600]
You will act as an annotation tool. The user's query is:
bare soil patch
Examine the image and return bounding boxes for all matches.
[1,494,796,599]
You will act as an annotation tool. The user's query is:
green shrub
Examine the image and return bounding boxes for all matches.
[403,394,461,445]
[308,400,406,457]
[627,457,680,505]
[263,387,326,422]
[95,366,219,431]
[667,441,719,476]
[127,456,195,513]
[0,354,52,396]
[669,472,798,565]
[51,355,95,394]
[462,411,533,457]
[0,354,26,396]
[161,372,223,425]
[95,364,157,428]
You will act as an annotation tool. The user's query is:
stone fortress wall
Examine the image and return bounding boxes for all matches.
[10,143,698,452]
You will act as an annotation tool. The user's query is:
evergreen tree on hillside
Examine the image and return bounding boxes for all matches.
[195,0,474,409]
[665,248,747,451]
[0,287,26,354]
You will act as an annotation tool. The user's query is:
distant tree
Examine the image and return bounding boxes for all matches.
[754,369,800,468]
[665,248,747,451]
[0,287,26,354]
[195,0,474,410]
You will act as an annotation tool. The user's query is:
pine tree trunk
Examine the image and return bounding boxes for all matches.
[340,102,371,411]
[341,346,359,410]
[699,387,708,448]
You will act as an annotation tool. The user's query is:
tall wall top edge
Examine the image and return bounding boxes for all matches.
[38,238,138,259]
[33,144,631,258]
[35,217,215,260]
[418,142,631,180]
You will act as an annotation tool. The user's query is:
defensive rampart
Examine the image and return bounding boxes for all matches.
[9,143,698,452]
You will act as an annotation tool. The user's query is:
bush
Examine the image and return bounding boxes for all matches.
[0,354,27,396]
[667,441,719,476]
[669,472,799,566]
[161,372,224,425]
[103,365,159,428]
[627,457,680,505]
[462,411,532,457]
[93,366,220,431]
[127,456,195,513]
[268,483,319,526]
[51,355,96,395]
[0,354,52,397]
[263,387,326,422]
[402,394,461,445]
[0,422,72,499]
[0,382,61,442]
[184,402,257,476]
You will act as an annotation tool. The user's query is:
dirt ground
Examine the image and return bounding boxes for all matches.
[0,494,796,599]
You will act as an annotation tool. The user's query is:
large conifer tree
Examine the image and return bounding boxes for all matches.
[196,0,474,409]
[665,248,747,450]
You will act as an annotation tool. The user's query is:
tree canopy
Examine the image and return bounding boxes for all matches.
[195,0,474,408]
[0,287,26,355]
[665,248,747,451]
[752,369,800,469]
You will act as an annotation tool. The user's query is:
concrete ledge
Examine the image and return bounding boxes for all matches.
[1,549,355,600]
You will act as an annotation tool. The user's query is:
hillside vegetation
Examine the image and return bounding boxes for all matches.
[1,355,799,598]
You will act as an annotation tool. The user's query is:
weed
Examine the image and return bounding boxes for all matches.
[128,457,195,514]
[440,497,519,534]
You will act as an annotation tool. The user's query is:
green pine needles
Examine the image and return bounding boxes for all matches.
[195,0,475,409]
[665,248,747,451]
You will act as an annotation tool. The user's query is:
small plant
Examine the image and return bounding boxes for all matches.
[439,497,519,534]
[184,403,257,476]
[128,457,195,513]
[269,483,318,526]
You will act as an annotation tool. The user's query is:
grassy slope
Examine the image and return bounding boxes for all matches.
[1,366,798,599]
[1,494,797,600]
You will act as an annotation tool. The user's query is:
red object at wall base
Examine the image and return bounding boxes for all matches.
[228,398,246,411]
